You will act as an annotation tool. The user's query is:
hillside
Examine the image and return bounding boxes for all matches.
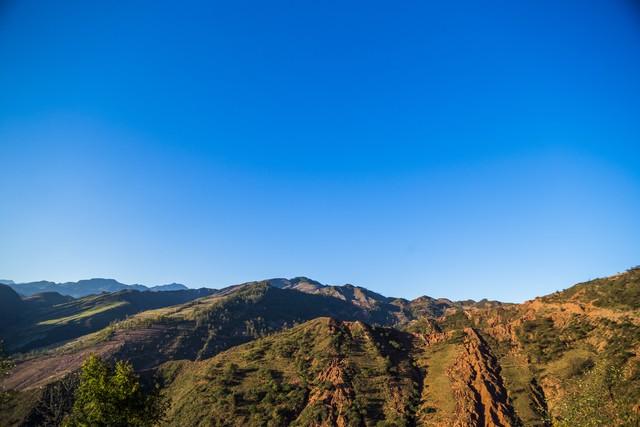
[156,267,640,426]
[268,277,461,322]
[153,269,640,427]
[159,317,422,426]
[0,282,378,392]
[540,266,640,310]
[1,269,639,426]
[0,288,217,354]
[158,317,522,426]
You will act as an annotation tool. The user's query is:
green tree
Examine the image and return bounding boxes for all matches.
[63,354,166,427]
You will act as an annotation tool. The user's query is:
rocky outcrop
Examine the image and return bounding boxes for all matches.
[298,358,357,427]
[448,328,520,427]
[419,330,455,346]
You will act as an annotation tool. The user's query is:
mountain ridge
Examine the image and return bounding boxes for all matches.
[6,278,196,298]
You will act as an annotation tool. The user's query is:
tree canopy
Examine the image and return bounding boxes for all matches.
[63,354,166,427]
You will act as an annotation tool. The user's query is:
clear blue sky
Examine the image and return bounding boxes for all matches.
[1,0,639,301]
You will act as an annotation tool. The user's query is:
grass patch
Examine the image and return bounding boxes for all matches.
[415,340,459,425]
[37,302,128,325]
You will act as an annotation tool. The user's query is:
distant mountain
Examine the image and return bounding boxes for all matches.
[148,283,189,292]
[6,278,197,298]
[267,277,459,322]
[0,279,15,285]
[266,276,326,292]
[22,292,75,307]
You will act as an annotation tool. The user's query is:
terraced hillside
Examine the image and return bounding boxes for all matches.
[1,268,639,426]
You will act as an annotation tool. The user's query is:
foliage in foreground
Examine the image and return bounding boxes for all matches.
[63,354,166,427]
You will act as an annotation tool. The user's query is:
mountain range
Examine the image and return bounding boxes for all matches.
[3,278,194,298]
[1,268,639,426]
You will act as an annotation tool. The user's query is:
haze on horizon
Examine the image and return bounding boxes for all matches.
[1,0,639,302]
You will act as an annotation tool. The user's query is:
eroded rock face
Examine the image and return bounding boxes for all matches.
[448,328,520,427]
[419,330,456,346]
[305,358,355,427]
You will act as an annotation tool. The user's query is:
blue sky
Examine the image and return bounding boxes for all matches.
[1,0,639,301]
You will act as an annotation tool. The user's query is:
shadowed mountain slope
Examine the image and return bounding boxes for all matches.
[0,284,25,326]
[0,288,217,354]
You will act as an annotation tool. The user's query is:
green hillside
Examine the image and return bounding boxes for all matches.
[159,317,421,426]
[542,266,640,310]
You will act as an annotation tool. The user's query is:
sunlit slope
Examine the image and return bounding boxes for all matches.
[159,317,521,426]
